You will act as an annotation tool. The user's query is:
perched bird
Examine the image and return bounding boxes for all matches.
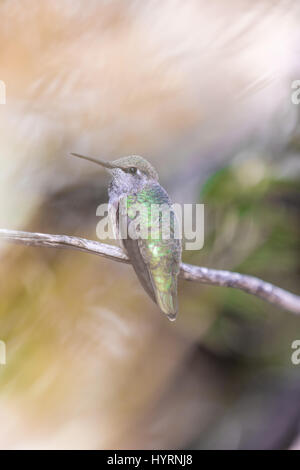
[71,153,182,320]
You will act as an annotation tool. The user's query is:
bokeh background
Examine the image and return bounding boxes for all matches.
[0,0,300,449]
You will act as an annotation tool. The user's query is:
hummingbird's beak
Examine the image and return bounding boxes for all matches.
[70,153,116,170]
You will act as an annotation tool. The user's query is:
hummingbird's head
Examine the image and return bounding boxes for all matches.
[70,153,159,192]
[110,155,159,181]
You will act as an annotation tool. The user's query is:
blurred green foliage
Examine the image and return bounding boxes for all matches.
[182,156,300,370]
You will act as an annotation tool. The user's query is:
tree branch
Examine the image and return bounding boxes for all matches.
[0,229,300,315]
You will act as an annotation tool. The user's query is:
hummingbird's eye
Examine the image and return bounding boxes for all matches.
[128,167,137,174]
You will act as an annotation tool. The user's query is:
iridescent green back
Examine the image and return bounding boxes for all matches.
[120,183,181,320]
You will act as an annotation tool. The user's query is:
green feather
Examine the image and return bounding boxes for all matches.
[120,183,181,319]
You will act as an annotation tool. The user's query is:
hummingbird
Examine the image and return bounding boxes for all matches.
[70,153,182,321]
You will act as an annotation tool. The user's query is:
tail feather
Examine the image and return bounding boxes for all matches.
[155,290,178,321]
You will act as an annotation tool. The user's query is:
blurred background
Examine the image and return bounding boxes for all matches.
[0,0,300,449]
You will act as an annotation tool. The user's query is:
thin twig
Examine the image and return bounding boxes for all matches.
[0,229,300,315]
